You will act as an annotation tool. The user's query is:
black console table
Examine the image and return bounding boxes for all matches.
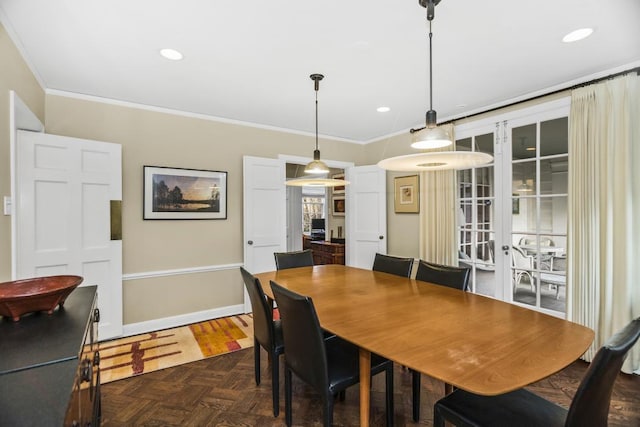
[0,286,100,426]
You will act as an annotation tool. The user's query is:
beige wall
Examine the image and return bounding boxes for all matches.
[365,132,422,258]
[0,23,45,282]
[44,94,366,324]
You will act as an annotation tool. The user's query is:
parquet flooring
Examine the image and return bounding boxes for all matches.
[101,347,640,426]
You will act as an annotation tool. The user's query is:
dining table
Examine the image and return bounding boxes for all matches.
[255,264,593,426]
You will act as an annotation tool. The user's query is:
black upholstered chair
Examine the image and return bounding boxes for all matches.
[274,249,314,270]
[270,280,395,427]
[433,317,640,427]
[372,253,413,278]
[411,260,471,421]
[240,267,284,417]
[415,260,471,291]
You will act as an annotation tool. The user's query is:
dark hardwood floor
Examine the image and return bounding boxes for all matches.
[101,347,640,426]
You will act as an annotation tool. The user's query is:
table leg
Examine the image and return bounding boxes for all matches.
[359,348,371,427]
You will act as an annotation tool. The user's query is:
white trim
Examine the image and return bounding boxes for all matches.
[119,304,246,339]
[122,262,244,281]
[455,97,571,136]
[46,89,364,145]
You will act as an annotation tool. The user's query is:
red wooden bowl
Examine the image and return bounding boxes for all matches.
[0,275,83,321]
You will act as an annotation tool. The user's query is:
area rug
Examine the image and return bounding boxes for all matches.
[99,314,254,384]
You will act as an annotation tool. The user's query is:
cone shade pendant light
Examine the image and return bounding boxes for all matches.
[377,0,493,172]
[286,74,349,188]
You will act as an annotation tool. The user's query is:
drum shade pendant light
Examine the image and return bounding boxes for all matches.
[286,74,349,188]
[378,0,493,172]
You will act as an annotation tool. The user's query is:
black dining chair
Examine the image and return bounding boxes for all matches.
[433,317,640,427]
[411,260,471,421]
[372,253,413,278]
[270,280,395,427]
[274,249,314,270]
[415,260,471,291]
[240,267,284,417]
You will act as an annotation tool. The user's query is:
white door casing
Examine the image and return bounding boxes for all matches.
[346,165,387,268]
[16,130,123,339]
[242,156,287,312]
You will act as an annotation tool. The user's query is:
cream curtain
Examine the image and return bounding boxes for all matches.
[419,123,458,265]
[567,73,640,373]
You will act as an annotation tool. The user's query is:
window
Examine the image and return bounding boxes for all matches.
[302,186,326,234]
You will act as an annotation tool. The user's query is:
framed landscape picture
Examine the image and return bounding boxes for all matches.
[143,166,227,220]
[394,175,419,213]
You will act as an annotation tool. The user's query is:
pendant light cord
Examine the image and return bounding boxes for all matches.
[429,18,433,112]
[315,88,319,151]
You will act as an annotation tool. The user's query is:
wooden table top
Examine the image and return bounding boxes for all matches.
[256,264,594,396]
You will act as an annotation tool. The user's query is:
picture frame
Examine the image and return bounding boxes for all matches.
[332,173,346,194]
[332,196,345,217]
[394,175,419,213]
[143,166,227,220]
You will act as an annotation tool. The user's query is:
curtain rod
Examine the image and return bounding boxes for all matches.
[410,66,640,133]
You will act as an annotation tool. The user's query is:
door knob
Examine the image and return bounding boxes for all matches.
[379,236,384,240]
[247,240,254,245]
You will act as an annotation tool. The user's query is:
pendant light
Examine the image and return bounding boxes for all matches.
[304,74,330,174]
[411,0,451,150]
[286,74,349,188]
[377,0,493,172]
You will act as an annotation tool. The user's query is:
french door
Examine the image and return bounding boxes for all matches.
[455,98,570,316]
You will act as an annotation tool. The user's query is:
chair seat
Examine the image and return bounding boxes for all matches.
[322,335,393,395]
[435,388,567,427]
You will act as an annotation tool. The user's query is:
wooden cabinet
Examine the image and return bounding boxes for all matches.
[303,235,345,265]
[0,286,100,426]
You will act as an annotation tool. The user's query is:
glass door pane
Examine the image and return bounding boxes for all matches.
[510,117,568,314]
[457,132,496,297]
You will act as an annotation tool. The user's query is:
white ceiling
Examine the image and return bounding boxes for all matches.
[1,0,639,143]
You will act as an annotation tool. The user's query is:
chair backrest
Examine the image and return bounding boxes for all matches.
[512,246,532,269]
[566,317,640,427]
[274,249,314,270]
[270,280,330,392]
[415,260,470,291]
[372,253,413,278]
[240,267,275,349]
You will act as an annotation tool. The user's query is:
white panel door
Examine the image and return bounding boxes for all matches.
[346,165,387,269]
[243,156,286,310]
[16,130,123,339]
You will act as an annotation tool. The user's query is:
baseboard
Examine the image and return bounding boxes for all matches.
[118,304,246,338]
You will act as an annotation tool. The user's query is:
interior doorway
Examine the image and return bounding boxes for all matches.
[285,162,345,252]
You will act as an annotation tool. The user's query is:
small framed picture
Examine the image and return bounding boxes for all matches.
[332,173,345,194]
[332,196,345,216]
[143,166,227,220]
[394,175,419,213]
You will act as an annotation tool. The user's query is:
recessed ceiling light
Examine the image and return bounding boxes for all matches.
[160,48,183,60]
[562,28,594,43]
[377,106,391,113]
